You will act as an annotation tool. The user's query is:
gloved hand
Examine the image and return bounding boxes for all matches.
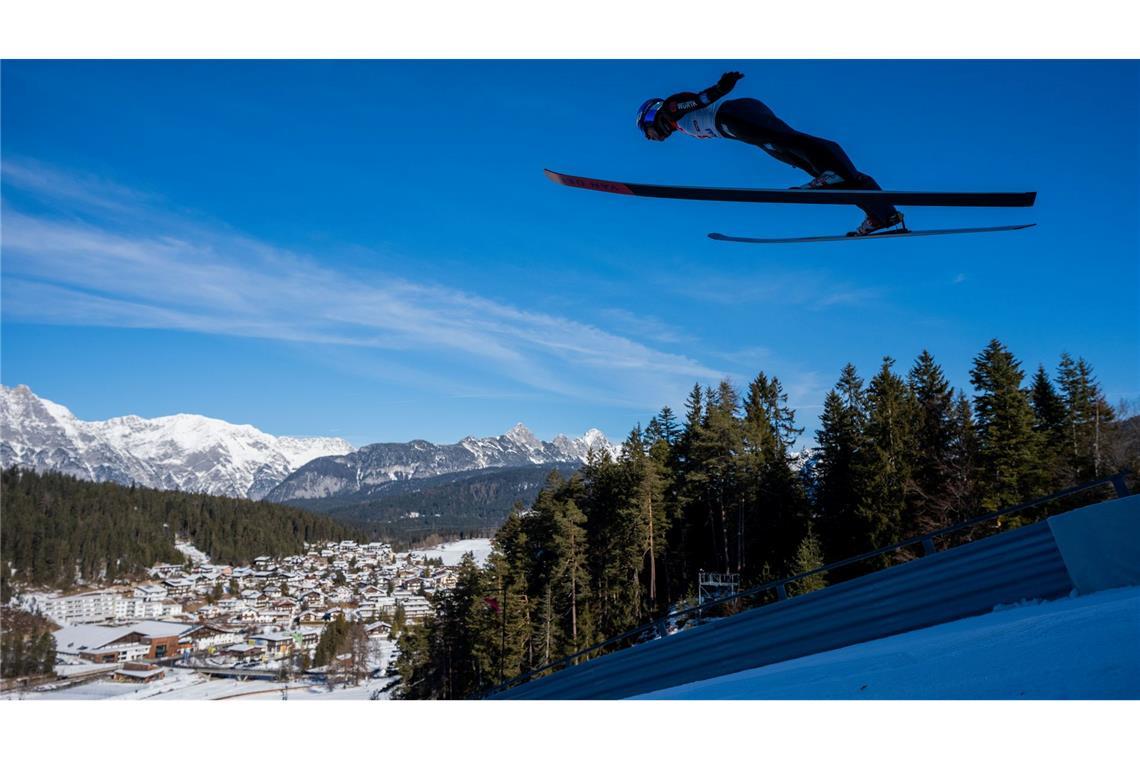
[718,71,744,92]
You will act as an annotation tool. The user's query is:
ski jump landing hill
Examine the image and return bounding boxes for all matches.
[490,478,1140,699]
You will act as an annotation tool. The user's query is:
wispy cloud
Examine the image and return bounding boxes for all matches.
[2,159,728,408]
[709,345,775,368]
[597,307,694,345]
[2,158,158,218]
[659,269,885,310]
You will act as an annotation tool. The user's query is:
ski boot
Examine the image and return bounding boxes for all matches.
[793,171,847,190]
[847,211,907,237]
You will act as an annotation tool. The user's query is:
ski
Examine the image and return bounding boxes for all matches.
[544,169,1037,208]
[708,223,1037,244]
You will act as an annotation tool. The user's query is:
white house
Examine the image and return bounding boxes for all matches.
[37,592,120,625]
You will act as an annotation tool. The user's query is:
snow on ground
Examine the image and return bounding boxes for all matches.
[52,663,118,678]
[23,635,402,701]
[20,665,208,700]
[635,585,1140,699]
[174,541,210,565]
[235,678,395,700]
[24,668,392,702]
[412,538,493,567]
[144,673,294,701]
[232,640,399,700]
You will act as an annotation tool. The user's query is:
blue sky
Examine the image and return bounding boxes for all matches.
[2,60,1137,446]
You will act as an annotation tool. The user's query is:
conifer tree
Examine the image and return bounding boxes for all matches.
[1030,364,1068,487]
[580,451,644,637]
[622,427,669,614]
[656,406,681,445]
[645,408,686,607]
[643,418,665,448]
[740,372,808,579]
[1057,354,1115,481]
[669,381,707,592]
[933,391,981,525]
[552,488,592,650]
[815,364,869,563]
[906,350,956,535]
[969,339,1043,513]
[439,554,489,697]
[859,357,916,558]
[789,527,828,596]
[480,508,532,681]
[686,381,744,575]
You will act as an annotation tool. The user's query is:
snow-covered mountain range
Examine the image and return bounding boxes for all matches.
[265,422,620,502]
[0,385,353,499]
[0,385,619,503]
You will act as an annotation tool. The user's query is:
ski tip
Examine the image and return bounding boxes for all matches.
[542,169,635,195]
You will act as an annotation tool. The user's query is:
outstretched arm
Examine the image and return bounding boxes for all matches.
[662,72,744,121]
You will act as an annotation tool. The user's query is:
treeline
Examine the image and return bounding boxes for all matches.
[1,468,365,591]
[396,340,1135,699]
[319,464,580,546]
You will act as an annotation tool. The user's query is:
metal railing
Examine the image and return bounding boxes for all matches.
[478,470,1132,698]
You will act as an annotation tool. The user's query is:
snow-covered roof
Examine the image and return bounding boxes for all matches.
[54,625,138,653]
[252,632,295,642]
[227,643,261,653]
[113,667,164,679]
[126,621,196,638]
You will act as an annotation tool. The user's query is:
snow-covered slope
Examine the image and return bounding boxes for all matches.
[408,538,494,567]
[0,385,353,499]
[267,422,620,502]
[635,586,1140,699]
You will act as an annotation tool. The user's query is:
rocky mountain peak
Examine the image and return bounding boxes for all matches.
[0,384,354,500]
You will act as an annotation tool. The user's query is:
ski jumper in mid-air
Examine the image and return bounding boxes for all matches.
[636,72,905,236]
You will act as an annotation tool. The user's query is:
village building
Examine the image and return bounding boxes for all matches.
[133,584,169,603]
[250,631,295,659]
[225,642,264,662]
[185,623,244,653]
[53,621,196,663]
[112,662,166,683]
[37,591,120,625]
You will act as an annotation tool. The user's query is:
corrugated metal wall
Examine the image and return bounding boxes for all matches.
[494,521,1073,699]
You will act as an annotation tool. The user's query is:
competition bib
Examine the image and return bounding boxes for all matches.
[675,101,724,140]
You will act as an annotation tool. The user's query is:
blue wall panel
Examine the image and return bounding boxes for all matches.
[494,521,1074,699]
[1049,494,1140,594]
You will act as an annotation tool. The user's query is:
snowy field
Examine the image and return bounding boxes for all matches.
[20,637,399,701]
[636,585,1140,699]
[234,679,395,700]
[412,538,493,566]
[174,541,211,565]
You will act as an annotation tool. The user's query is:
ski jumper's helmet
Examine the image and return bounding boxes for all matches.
[637,98,673,141]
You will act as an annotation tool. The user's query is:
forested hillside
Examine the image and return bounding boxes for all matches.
[397,340,1137,699]
[1,468,365,591]
[0,608,57,679]
[307,463,581,544]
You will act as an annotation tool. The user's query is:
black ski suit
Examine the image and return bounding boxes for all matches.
[659,84,899,223]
